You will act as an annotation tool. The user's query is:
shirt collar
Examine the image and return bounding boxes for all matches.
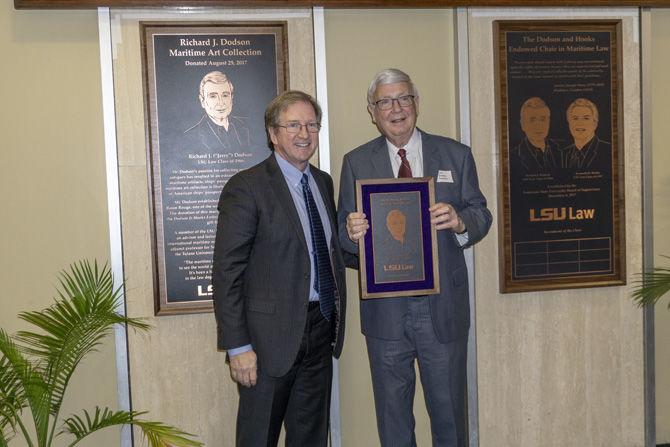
[386,128,420,158]
[573,137,595,158]
[274,152,310,186]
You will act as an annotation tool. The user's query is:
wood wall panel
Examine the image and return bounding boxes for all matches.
[15,0,670,9]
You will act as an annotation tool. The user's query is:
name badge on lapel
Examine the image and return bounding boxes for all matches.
[437,170,454,183]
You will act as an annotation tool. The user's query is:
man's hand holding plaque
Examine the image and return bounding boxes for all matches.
[346,212,369,243]
[429,202,466,234]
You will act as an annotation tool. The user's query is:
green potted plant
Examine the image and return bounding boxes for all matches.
[632,255,670,308]
[0,260,202,447]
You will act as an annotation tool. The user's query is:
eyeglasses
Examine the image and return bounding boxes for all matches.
[373,95,415,111]
[276,122,321,134]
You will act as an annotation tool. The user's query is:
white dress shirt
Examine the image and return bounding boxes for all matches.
[384,128,468,245]
[386,128,423,177]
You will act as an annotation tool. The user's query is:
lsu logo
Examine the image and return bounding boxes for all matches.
[529,207,595,222]
[197,284,214,296]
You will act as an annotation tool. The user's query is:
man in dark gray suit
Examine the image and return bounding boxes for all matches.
[213,90,348,446]
[338,69,492,447]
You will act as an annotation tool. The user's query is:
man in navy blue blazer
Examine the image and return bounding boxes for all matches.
[338,68,492,447]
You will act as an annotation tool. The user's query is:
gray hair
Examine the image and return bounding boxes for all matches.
[566,98,599,122]
[199,71,234,99]
[264,90,322,150]
[367,68,419,105]
[520,97,549,119]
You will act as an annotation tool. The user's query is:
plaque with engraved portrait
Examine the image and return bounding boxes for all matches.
[356,178,439,299]
[494,20,625,293]
[141,22,288,314]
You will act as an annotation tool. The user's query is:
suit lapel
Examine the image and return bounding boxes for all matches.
[371,137,395,179]
[265,155,309,252]
[421,130,441,180]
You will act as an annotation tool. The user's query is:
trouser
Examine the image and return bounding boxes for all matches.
[366,296,468,447]
[236,301,334,447]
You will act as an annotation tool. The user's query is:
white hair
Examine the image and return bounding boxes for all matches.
[367,68,419,105]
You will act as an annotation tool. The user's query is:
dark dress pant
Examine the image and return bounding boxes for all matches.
[365,296,468,447]
[236,303,334,447]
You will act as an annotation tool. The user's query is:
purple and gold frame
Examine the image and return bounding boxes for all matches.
[356,178,439,299]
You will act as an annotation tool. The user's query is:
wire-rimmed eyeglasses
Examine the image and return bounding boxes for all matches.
[276,122,321,134]
[373,95,415,111]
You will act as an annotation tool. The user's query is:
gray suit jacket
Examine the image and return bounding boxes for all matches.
[213,154,347,377]
[337,130,492,342]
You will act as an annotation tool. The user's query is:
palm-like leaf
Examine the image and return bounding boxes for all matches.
[61,407,138,440]
[0,354,24,432]
[134,420,203,447]
[0,354,32,446]
[62,407,202,447]
[14,261,150,444]
[0,327,48,446]
[0,260,201,447]
[632,255,670,309]
[0,431,11,447]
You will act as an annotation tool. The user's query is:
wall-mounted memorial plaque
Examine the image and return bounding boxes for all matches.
[494,20,625,293]
[356,178,439,299]
[141,22,288,314]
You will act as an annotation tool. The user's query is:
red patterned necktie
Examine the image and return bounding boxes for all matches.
[397,148,413,178]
